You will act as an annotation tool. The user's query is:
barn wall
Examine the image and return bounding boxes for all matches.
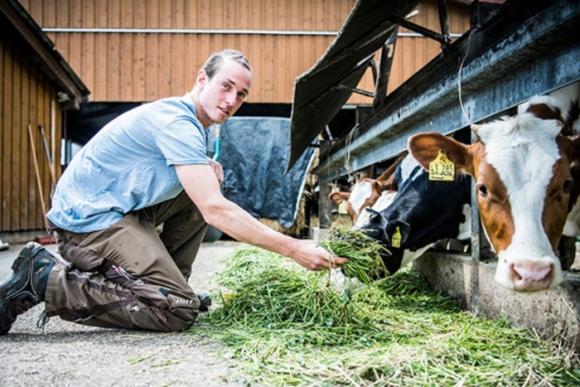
[20,0,470,104]
[0,22,63,232]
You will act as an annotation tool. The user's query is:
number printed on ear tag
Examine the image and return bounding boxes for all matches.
[429,149,455,181]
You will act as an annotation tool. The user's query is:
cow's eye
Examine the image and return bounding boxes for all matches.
[563,180,572,194]
[477,183,488,197]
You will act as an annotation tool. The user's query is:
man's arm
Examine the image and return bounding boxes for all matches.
[175,164,347,270]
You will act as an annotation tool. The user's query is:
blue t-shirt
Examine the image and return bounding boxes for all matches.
[47,94,209,233]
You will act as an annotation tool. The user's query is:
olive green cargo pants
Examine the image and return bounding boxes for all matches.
[45,191,208,332]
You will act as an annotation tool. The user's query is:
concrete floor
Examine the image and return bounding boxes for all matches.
[0,241,245,387]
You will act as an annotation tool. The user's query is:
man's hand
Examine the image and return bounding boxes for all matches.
[207,159,224,184]
[289,239,348,271]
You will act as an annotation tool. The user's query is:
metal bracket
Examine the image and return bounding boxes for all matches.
[388,0,451,50]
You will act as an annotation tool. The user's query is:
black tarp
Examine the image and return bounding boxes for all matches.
[210,117,314,228]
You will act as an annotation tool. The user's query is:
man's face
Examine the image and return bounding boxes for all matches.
[197,59,251,127]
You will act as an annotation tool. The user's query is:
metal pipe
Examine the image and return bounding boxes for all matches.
[42,27,462,38]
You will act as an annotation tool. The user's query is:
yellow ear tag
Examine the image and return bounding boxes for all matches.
[429,149,455,181]
[338,201,349,215]
[391,226,402,248]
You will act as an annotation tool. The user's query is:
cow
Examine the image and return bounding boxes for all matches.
[406,84,580,291]
[329,154,404,223]
[355,153,473,274]
[329,140,476,276]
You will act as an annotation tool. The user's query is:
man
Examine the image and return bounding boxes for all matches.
[0,49,346,334]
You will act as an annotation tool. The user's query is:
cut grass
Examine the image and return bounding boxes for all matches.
[190,246,579,386]
[320,228,390,284]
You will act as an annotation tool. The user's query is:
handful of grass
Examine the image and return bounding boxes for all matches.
[320,228,390,284]
[209,248,355,329]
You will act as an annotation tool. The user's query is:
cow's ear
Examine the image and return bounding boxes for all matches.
[408,132,473,175]
[329,191,350,205]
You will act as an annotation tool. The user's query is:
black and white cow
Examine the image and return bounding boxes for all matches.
[357,154,472,274]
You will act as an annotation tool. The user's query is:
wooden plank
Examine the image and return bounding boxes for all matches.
[145,0,159,100]
[11,44,23,230]
[107,0,121,100]
[134,0,147,28]
[134,0,147,99]
[93,0,107,101]
[172,34,185,96]
[198,0,209,28]
[44,0,57,26]
[119,0,134,28]
[2,39,15,230]
[183,8,195,90]
[158,35,171,98]
[70,0,82,27]
[119,0,133,102]
[133,33,146,101]
[20,55,31,229]
[157,0,171,97]
[158,0,170,28]
[174,0,185,28]
[69,31,82,77]
[120,34,133,100]
[55,0,69,57]
[0,36,7,230]
[81,0,95,95]
[34,75,47,227]
[54,104,62,181]
[27,63,38,229]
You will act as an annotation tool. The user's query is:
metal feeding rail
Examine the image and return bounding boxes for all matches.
[290,0,580,311]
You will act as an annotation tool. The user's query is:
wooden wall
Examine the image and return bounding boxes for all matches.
[20,0,470,104]
[1,23,62,232]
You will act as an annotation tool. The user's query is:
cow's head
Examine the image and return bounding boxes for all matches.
[409,114,580,291]
[329,178,392,222]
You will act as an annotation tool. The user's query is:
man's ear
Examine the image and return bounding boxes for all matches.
[329,191,350,205]
[408,132,474,175]
[196,69,208,88]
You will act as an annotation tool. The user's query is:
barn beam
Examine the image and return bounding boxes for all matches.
[317,0,580,182]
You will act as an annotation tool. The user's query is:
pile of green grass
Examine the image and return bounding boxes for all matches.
[320,228,390,283]
[191,246,579,386]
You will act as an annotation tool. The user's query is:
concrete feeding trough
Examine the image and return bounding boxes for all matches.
[414,251,580,352]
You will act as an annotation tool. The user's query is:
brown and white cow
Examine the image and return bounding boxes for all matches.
[329,153,405,226]
[408,86,580,291]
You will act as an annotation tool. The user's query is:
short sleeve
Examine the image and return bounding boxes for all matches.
[155,118,209,166]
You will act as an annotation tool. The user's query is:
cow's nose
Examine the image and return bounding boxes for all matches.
[509,260,553,291]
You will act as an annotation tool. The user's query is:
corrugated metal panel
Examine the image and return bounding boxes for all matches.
[1,27,62,232]
[20,0,469,103]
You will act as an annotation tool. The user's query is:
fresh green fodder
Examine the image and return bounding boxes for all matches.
[191,247,579,386]
[321,228,390,284]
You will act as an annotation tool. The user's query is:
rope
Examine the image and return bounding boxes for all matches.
[344,125,357,183]
[457,28,476,127]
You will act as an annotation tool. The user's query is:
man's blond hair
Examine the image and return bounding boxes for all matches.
[202,49,252,79]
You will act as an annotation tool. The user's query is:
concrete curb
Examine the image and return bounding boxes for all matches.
[414,251,580,353]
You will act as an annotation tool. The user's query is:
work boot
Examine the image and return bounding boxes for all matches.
[0,242,60,335]
[197,292,212,312]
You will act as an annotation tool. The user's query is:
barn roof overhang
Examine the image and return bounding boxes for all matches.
[290,0,579,181]
[0,0,90,109]
[287,0,421,170]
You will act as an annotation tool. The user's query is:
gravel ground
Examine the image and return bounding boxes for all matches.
[0,241,244,386]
